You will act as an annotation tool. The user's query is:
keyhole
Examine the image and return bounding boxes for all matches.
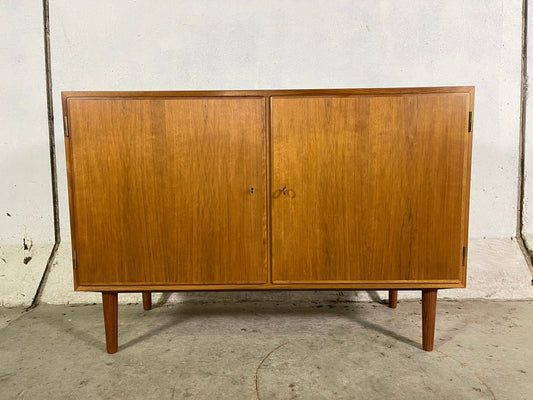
[250,187,254,194]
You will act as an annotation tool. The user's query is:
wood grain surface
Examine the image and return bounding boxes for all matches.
[67,97,267,285]
[271,94,470,283]
[102,292,118,354]
[422,289,438,351]
[62,87,474,100]
[63,87,473,290]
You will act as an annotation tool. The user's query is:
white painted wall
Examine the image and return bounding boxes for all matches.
[0,1,53,306]
[49,0,522,239]
[2,1,533,306]
[0,2,52,244]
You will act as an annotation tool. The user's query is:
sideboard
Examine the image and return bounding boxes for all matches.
[62,87,474,353]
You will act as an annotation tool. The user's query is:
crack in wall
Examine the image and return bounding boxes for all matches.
[517,0,533,282]
[28,0,61,309]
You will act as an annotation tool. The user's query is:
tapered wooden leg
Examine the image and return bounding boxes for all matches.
[142,292,152,311]
[422,289,438,351]
[388,290,398,308]
[102,292,118,354]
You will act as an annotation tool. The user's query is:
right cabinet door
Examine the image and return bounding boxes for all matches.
[271,94,471,283]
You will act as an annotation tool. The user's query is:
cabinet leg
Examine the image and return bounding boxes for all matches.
[102,292,118,354]
[388,290,398,308]
[142,292,152,311]
[422,289,438,351]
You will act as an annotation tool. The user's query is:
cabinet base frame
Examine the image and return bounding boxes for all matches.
[100,289,439,354]
[79,281,463,292]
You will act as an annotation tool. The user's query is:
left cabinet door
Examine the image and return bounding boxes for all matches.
[66,97,267,286]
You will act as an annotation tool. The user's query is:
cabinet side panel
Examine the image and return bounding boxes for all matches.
[271,94,468,282]
[68,97,267,285]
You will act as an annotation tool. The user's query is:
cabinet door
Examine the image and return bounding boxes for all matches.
[67,97,267,286]
[271,94,470,283]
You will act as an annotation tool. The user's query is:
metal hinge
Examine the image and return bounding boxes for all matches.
[63,116,69,137]
[468,111,473,133]
[462,246,468,266]
[72,249,77,270]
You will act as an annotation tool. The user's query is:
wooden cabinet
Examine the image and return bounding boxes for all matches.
[62,87,474,353]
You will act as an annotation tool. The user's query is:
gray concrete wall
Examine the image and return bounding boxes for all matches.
[1,0,533,306]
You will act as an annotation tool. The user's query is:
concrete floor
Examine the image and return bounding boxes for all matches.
[1,299,532,400]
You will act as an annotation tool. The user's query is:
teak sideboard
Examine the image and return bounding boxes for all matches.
[62,87,474,353]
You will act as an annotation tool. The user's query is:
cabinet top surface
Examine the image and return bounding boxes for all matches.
[62,86,475,100]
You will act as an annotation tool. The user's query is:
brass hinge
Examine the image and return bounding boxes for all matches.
[72,249,77,270]
[468,111,473,133]
[63,116,69,137]
[462,246,468,266]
